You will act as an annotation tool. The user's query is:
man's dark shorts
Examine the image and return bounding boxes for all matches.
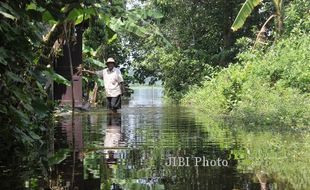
[106,95,121,110]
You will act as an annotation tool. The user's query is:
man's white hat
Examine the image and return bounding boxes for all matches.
[106,57,115,63]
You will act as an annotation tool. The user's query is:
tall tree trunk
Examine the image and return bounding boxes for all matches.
[221,0,234,66]
[273,0,283,36]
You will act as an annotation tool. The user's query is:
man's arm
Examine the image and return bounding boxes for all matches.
[77,64,97,75]
[82,69,96,75]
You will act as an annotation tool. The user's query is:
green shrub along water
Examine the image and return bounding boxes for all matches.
[182,33,310,129]
[182,25,310,129]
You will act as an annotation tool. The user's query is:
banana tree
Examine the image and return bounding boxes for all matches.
[231,0,283,35]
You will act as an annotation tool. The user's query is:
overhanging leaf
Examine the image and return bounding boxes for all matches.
[42,11,57,24]
[75,14,84,25]
[125,19,147,37]
[6,71,23,82]
[9,106,30,125]
[107,33,118,44]
[28,131,41,141]
[67,8,95,25]
[0,2,19,20]
[0,106,7,114]
[146,9,164,19]
[231,0,262,31]
[48,149,70,166]
[14,127,33,144]
[43,70,70,86]
[86,58,105,68]
[108,17,148,37]
[0,47,8,65]
[108,17,124,31]
[26,2,45,12]
[32,98,49,119]
[67,8,82,21]
[0,10,16,20]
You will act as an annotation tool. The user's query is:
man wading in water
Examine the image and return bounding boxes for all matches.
[82,57,125,113]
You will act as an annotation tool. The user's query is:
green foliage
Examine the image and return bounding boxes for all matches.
[131,0,266,99]
[43,69,70,86]
[66,7,96,25]
[182,31,310,128]
[283,0,310,36]
[48,149,70,166]
[133,47,214,101]
[1,0,162,186]
[0,1,55,187]
[231,0,262,31]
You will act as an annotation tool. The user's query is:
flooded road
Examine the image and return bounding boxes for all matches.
[47,86,310,190]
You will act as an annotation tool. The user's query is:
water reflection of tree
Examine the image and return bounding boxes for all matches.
[49,114,102,190]
[45,107,298,190]
[197,113,307,190]
[48,112,126,189]
[109,107,251,190]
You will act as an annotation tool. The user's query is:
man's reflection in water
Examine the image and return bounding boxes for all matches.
[104,112,124,190]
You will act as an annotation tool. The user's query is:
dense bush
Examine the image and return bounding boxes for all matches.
[0,1,54,188]
[182,29,310,128]
[133,47,215,100]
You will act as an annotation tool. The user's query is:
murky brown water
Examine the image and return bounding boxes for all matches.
[40,86,310,190]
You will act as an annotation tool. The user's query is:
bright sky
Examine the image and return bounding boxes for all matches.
[126,0,146,10]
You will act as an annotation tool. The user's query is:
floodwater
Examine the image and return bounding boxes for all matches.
[43,86,310,190]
